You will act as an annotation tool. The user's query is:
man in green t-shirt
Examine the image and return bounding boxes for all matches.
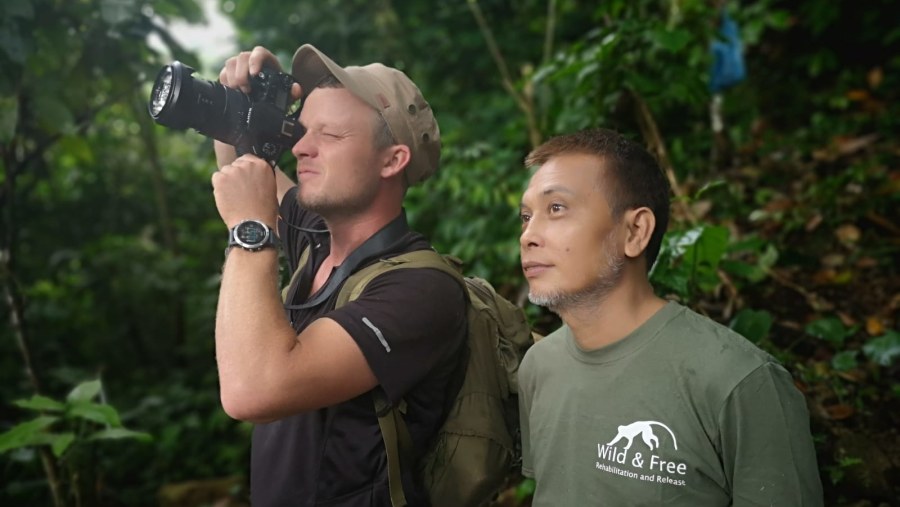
[517,128,823,506]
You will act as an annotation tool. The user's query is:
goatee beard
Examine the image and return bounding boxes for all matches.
[528,241,625,314]
[296,184,376,220]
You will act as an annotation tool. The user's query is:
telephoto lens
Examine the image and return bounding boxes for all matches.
[148,61,249,147]
[148,61,303,166]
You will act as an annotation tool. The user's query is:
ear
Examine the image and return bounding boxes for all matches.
[622,207,656,260]
[380,144,411,179]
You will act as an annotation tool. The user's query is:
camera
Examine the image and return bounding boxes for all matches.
[148,61,303,166]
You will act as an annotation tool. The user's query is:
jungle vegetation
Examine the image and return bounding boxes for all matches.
[1,0,898,505]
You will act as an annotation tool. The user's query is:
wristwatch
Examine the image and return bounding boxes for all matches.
[227,219,280,252]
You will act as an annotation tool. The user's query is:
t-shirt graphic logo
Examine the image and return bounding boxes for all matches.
[595,420,687,487]
[606,420,678,451]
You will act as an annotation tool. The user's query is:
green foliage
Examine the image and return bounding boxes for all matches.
[806,317,859,347]
[0,380,151,503]
[1,0,898,504]
[831,350,858,372]
[515,477,536,502]
[0,380,151,457]
[1,0,244,504]
[651,224,730,300]
[729,308,774,344]
[716,228,780,284]
[863,330,900,367]
[827,455,864,486]
[407,140,525,287]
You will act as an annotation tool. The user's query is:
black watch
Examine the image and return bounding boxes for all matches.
[227,219,280,252]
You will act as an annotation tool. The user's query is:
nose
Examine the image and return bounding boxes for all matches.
[291,130,313,159]
[520,219,542,251]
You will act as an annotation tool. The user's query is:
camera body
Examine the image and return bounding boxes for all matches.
[148,61,303,166]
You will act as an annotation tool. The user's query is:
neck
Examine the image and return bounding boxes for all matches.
[324,205,404,265]
[323,179,406,264]
[558,276,667,351]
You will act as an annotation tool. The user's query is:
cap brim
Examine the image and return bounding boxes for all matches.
[291,44,380,110]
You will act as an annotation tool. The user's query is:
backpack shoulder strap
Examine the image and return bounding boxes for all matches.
[335,249,465,507]
[337,249,465,306]
[281,246,312,303]
[378,401,412,507]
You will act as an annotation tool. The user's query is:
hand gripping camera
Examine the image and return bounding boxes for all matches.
[148,61,303,166]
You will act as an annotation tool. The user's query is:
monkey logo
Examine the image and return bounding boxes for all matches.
[606,420,678,451]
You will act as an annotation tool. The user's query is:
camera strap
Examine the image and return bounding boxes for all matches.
[284,210,411,310]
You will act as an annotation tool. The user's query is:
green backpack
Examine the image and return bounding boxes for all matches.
[289,247,534,507]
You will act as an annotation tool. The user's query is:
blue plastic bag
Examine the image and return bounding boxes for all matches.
[709,11,746,93]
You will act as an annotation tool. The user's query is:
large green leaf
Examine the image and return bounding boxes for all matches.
[862,331,900,367]
[50,432,76,458]
[729,308,773,343]
[805,317,857,347]
[831,350,858,372]
[651,225,730,298]
[67,379,102,403]
[68,400,123,427]
[0,416,59,454]
[14,395,66,413]
[89,427,154,443]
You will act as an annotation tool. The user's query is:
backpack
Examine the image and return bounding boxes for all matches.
[298,247,534,507]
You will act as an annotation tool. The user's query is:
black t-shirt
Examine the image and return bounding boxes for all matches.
[250,188,467,506]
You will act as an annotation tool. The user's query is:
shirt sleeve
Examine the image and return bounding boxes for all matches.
[718,361,824,506]
[328,266,467,405]
[518,351,535,478]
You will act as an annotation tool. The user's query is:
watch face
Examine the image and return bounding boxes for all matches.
[235,221,269,248]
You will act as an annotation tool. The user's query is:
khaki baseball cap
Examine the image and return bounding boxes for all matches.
[291,44,441,186]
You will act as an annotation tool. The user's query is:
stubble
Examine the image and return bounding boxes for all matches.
[528,233,625,313]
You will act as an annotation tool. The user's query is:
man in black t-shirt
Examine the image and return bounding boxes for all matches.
[211,44,467,506]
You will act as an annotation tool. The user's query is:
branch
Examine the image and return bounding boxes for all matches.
[628,87,697,224]
[466,0,542,148]
[0,78,140,507]
[764,267,834,313]
[542,0,556,66]
[130,94,178,252]
[1,143,64,507]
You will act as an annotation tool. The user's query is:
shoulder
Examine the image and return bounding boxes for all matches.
[340,247,468,328]
[357,251,466,298]
[328,248,468,360]
[666,304,775,364]
[660,303,787,399]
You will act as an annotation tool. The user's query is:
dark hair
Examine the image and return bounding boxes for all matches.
[524,128,671,272]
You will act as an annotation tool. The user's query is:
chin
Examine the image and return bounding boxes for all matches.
[527,290,562,310]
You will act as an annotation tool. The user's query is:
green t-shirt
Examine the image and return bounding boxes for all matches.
[518,302,823,506]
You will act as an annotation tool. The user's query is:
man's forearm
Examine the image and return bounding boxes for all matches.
[215,141,237,170]
[215,248,296,418]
